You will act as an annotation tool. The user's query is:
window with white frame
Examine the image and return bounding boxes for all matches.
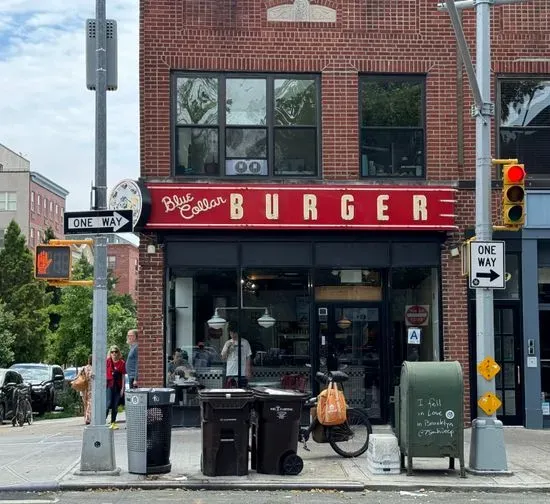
[55,204,59,215]
[37,195,41,214]
[31,192,35,212]
[173,73,320,177]
[0,192,17,211]
[30,228,34,246]
[498,78,550,179]
[49,200,53,216]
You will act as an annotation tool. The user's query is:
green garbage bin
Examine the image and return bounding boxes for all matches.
[398,361,465,477]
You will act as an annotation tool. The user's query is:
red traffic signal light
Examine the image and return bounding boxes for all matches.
[502,163,526,228]
[34,245,72,280]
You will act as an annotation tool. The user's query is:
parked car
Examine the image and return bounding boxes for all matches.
[9,364,65,415]
[63,367,78,386]
[0,369,27,424]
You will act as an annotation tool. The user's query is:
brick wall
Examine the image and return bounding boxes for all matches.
[138,1,550,418]
[137,237,165,386]
[107,243,139,299]
[29,181,65,247]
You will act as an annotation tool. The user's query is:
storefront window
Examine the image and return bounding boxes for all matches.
[539,267,550,416]
[390,267,440,386]
[167,270,238,388]
[241,269,311,391]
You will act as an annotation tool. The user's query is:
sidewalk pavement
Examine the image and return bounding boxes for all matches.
[1,414,550,494]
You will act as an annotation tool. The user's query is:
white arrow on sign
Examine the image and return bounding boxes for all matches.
[67,211,131,232]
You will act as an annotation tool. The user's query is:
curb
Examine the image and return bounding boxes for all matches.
[57,480,366,492]
[2,480,550,494]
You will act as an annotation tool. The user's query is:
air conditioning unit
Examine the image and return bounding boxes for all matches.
[225,159,268,176]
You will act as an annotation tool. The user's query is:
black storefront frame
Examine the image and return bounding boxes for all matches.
[163,230,445,423]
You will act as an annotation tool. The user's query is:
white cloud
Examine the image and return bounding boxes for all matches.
[0,0,139,211]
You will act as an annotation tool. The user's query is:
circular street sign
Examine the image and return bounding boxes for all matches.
[405,305,429,326]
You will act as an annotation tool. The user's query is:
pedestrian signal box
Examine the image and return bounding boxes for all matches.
[34,245,72,281]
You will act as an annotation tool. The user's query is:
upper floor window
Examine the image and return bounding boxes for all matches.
[43,197,47,211]
[108,255,117,269]
[498,78,550,180]
[31,192,35,212]
[0,192,17,211]
[173,73,320,178]
[49,200,53,216]
[360,75,426,178]
[55,204,59,215]
[37,195,41,214]
[0,229,5,249]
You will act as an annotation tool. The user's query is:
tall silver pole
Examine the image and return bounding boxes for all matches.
[469,0,508,473]
[79,0,118,474]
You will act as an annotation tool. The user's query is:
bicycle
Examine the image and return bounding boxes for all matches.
[298,368,372,458]
[11,386,33,427]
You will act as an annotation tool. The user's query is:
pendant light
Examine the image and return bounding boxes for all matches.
[207,308,227,330]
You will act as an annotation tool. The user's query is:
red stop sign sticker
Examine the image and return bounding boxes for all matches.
[405,305,429,326]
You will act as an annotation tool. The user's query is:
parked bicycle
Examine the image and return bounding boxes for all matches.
[12,386,33,427]
[298,368,372,458]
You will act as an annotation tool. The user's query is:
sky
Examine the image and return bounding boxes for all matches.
[0,1,139,212]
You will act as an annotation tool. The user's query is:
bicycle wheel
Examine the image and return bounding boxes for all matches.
[327,408,372,458]
[24,400,33,425]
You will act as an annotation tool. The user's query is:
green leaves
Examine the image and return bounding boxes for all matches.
[0,303,16,367]
[0,220,51,363]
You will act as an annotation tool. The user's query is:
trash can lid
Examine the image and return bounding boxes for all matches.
[252,387,307,399]
[199,388,253,398]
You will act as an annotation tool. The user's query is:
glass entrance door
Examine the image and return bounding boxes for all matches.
[315,304,383,421]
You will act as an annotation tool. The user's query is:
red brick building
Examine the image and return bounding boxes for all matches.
[107,240,139,300]
[135,0,550,427]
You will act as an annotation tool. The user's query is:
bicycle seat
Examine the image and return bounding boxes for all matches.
[330,370,349,383]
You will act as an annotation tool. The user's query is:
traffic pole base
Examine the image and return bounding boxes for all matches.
[468,417,512,475]
[76,425,121,475]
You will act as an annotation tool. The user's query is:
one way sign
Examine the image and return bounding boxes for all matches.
[469,240,505,289]
[64,210,133,235]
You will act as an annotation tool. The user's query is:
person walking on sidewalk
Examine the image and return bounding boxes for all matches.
[106,345,126,429]
[126,329,138,389]
[221,322,252,388]
[80,355,93,425]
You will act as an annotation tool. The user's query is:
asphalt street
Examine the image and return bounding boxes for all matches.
[0,491,550,504]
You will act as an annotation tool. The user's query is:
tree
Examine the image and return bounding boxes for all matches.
[43,227,56,243]
[0,220,51,363]
[0,220,33,304]
[47,255,137,366]
[0,303,16,367]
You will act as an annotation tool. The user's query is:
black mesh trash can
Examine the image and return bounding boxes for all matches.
[126,388,175,475]
[199,388,253,476]
[251,387,306,475]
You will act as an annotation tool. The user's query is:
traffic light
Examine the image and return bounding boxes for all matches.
[502,162,526,229]
[34,245,72,281]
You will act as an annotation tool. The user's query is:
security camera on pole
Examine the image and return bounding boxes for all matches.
[77,0,120,475]
[438,0,528,474]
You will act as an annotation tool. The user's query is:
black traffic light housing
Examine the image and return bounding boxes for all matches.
[34,245,72,281]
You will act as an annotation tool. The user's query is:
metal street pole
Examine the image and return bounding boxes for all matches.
[439,0,519,473]
[469,0,508,473]
[79,0,118,474]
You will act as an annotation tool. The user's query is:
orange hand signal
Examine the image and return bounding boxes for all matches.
[37,250,53,275]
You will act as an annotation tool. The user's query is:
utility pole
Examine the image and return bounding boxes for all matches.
[78,0,119,474]
[438,0,528,473]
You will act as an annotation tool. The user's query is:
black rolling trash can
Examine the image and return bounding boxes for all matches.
[251,387,306,475]
[126,388,175,475]
[199,388,253,477]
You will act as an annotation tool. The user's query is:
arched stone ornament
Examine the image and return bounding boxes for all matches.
[267,0,336,23]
